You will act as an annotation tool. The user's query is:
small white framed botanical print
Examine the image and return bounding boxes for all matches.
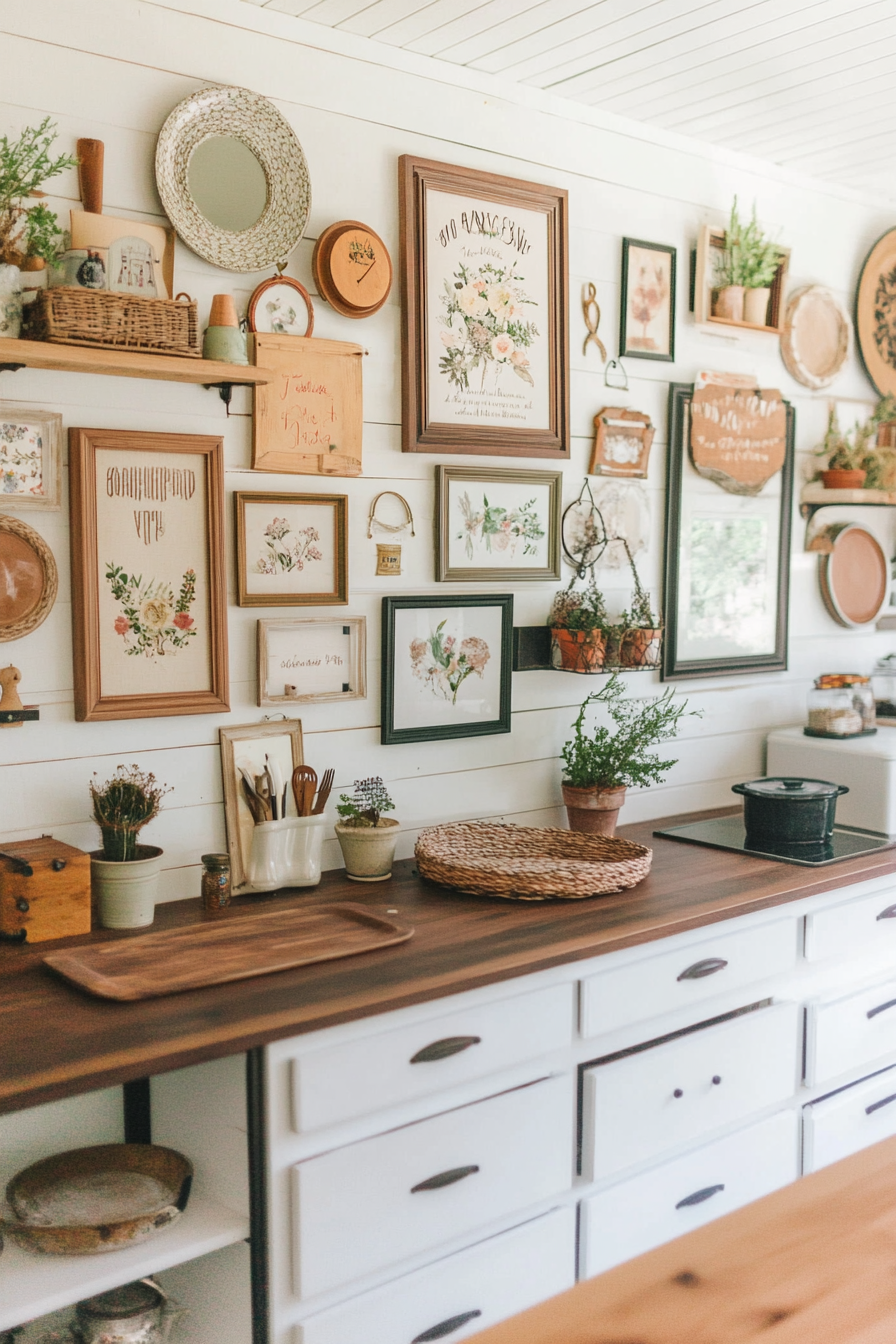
[0,405,62,509]
[257,616,366,706]
[235,491,348,607]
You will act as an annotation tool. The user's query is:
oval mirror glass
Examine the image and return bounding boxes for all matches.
[188,136,268,233]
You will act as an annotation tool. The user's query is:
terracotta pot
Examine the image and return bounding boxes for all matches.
[743,286,771,326]
[335,818,399,882]
[550,628,606,674]
[821,469,867,490]
[208,292,239,327]
[561,784,626,836]
[617,627,663,669]
[712,285,745,322]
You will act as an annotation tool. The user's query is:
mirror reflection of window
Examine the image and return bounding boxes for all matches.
[188,136,268,233]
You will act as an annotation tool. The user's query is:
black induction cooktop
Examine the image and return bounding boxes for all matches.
[654,814,896,867]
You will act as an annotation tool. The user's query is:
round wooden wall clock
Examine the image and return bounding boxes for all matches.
[856,227,896,395]
[312,220,392,318]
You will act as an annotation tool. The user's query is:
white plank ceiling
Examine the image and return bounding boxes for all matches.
[241,0,896,198]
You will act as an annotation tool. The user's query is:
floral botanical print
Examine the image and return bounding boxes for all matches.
[0,422,43,497]
[255,517,323,575]
[410,620,490,704]
[457,490,544,560]
[439,263,537,391]
[106,564,198,657]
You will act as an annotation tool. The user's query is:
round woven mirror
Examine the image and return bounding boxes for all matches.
[155,85,311,272]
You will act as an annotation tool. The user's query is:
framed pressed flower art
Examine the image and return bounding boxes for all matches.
[235,491,348,607]
[68,428,229,721]
[619,238,676,362]
[381,594,512,745]
[435,466,561,581]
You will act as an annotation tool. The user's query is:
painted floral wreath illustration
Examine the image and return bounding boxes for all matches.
[439,262,538,392]
[410,621,490,705]
[255,517,323,574]
[1,422,44,497]
[106,563,198,658]
[457,490,544,560]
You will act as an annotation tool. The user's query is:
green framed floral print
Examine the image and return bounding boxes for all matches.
[435,465,561,581]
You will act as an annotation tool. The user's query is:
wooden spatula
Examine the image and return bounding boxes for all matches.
[291,766,317,817]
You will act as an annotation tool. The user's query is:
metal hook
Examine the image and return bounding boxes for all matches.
[605,358,629,391]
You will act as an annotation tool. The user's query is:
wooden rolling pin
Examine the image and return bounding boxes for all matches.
[76,138,104,215]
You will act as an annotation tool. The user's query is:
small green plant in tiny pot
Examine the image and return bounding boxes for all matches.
[610,540,663,670]
[560,675,697,835]
[335,776,400,882]
[549,583,610,674]
[712,197,783,326]
[813,405,872,489]
[89,765,171,928]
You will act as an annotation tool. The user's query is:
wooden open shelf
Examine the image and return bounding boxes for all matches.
[0,337,272,388]
[704,314,783,335]
[800,483,896,527]
[691,224,790,334]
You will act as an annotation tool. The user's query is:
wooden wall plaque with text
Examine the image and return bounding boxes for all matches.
[251,333,363,477]
[690,384,786,495]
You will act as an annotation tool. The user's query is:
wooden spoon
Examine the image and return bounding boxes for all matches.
[291,765,317,817]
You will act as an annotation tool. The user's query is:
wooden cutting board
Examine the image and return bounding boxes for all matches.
[43,903,414,1001]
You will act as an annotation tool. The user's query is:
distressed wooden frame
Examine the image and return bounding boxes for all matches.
[256,615,366,706]
[219,719,304,893]
[0,404,62,510]
[234,491,348,607]
[435,465,561,581]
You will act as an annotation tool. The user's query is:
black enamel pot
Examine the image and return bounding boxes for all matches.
[731,776,849,846]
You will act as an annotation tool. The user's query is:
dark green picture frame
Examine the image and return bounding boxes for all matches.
[381,594,513,745]
[619,237,676,362]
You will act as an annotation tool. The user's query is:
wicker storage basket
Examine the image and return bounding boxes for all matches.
[25,288,200,357]
[415,822,652,901]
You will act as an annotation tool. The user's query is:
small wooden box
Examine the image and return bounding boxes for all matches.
[0,838,91,943]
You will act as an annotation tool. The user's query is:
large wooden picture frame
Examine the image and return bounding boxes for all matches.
[219,719,304,893]
[399,154,569,458]
[662,384,794,681]
[435,465,561,581]
[69,427,229,721]
[235,491,348,608]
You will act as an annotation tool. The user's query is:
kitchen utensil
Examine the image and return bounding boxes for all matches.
[240,775,265,825]
[75,1278,184,1344]
[44,904,414,1001]
[266,754,285,821]
[312,767,335,815]
[254,773,273,822]
[767,724,896,837]
[76,139,105,217]
[731,777,849,846]
[2,1144,192,1255]
[292,765,317,817]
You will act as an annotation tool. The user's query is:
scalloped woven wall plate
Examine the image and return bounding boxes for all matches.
[0,513,58,641]
[780,284,851,390]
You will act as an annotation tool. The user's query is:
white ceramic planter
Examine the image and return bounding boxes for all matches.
[335,819,400,882]
[91,845,163,929]
[744,286,771,325]
[247,816,326,891]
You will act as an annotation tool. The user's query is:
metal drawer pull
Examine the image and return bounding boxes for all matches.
[877,904,896,920]
[673,1088,684,1098]
[712,1075,722,1085]
[676,1183,725,1209]
[866,1091,896,1116]
[411,1165,480,1193]
[412,1310,483,1342]
[867,997,896,1020]
[677,957,728,981]
[410,1036,482,1064]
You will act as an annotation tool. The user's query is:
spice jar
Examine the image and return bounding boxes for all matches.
[807,674,874,736]
[201,852,231,914]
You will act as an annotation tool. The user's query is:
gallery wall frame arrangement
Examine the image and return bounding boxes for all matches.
[0,405,63,509]
[399,154,569,458]
[68,427,229,721]
[0,513,58,642]
[435,465,562,582]
[256,616,366,706]
[219,719,304,892]
[235,491,348,608]
[619,238,676,362]
[662,383,794,681]
[381,594,513,745]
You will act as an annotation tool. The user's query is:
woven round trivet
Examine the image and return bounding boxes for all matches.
[415,822,652,901]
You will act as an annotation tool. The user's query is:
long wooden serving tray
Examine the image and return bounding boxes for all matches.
[44,903,414,1001]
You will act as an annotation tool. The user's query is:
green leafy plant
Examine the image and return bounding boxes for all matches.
[0,118,78,265]
[90,764,172,862]
[717,197,783,290]
[813,406,874,474]
[616,540,662,630]
[561,674,697,791]
[336,777,396,829]
[549,582,610,634]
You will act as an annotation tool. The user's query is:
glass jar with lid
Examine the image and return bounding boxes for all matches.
[807,674,875,736]
[872,654,896,720]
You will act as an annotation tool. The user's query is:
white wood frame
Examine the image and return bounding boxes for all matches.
[256,616,366,707]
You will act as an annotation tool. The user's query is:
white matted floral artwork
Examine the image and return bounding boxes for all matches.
[436,466,561,581]
[381,595,512,744]
[0,406,62,509]
[235,491,348,607]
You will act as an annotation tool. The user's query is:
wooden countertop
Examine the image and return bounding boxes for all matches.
[470,1131,896,1344]
[3,806,895,1115]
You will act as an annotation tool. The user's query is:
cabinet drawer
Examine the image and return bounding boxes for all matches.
[805,886,896,962]
[291,983,573,1132]
[582,1002,799,1181]
[295,1205,575,1344]
[806,976,896,1087]
[580,1109,798,1278]
[579,917,797,1040]
[804,1064,896,1172]
[291,1075,572,1300]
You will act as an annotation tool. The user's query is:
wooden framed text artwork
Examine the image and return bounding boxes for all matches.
[235,491,348,607]
[251,333,363,478]
[257,616,366,706]
[68,428,229,721]
[399,155,569,458]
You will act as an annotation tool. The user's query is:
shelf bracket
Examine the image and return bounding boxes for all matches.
[0,362,25,374]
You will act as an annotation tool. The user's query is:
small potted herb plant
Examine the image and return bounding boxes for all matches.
[813,406,872,490]
[335,777,399,882]
[89,765,171,928]
[713,197,784,326]
[561,675,695,834]
[612,542,663,670]
[549,583,611,674]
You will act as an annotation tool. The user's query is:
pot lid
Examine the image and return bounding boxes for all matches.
[77,1279,164,1317]
[733,776,844,800]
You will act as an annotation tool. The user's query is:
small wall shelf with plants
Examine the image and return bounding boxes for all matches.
[692,199,789,335]
[548,541,663,675]
[801,398,896,524]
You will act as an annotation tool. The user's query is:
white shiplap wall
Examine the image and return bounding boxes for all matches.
[1,0,894,904]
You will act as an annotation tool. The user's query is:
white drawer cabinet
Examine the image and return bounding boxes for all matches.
[579,1109,798,1278]
[291,1075,572,1300]
[290,983,573,1132]
[805,975,896,1086]
[294,1206,575,1344]
[582,1002,800,1180]
[805,885,896,962]
[804,1064,896,1171]
[579,917,798,1039]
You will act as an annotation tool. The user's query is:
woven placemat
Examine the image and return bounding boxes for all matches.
[415,821,652,901]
